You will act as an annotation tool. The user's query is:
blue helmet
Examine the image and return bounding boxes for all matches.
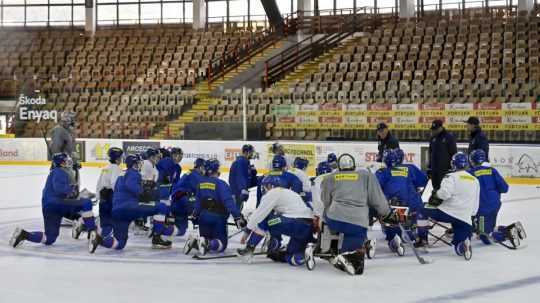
[205,158,220,175]
[293,157,309,170]
[194,158,206,169]
[451,152,469,170]
[316,161,332,176]
[242,144,254,154]
[107,147,123,163]
[159,148,170,158]
[327,153,337,164]
[261,175,282,189]
[272,155,287,170]
[170,147,183,156]
[125,154,142,169]
[383,149,399,168]
[395,149,405,165]
[469,149,487,167]
[145,148,159,159]
[52,152,70,168]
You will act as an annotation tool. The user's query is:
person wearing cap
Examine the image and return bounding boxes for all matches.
[376,122,400,163]
[466,116,489,160]
[428,120,458,190]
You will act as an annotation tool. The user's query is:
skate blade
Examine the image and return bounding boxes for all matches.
[152,244,172,249]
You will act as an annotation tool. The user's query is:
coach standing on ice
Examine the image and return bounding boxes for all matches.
[428,120,457,190]
[376,122,400,162]
[466,116,489,160]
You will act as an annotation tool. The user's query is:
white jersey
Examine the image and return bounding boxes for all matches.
[96,163,123,200]
[141,159,158,182]
[247,187,313,232]
[436,170,480,225]
[289,168,311,193]
[311,174,330,217]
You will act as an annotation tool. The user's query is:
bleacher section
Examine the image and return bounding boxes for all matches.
[0,26,268,138]
[213,10,540,141]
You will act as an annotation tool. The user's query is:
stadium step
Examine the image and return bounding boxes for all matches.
[151,38,286,139]
[274,36,361,90]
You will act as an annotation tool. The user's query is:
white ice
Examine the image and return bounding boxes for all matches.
[0,165,539,303]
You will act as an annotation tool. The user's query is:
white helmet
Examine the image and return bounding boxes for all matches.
[337,153,356,171]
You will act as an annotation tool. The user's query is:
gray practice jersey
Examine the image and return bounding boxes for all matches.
[49,125,76,158]
[320,168,390,228]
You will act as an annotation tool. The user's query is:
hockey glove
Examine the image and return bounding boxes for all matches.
[72,161,82,171]
[234,215,247,229]
[428,191,443,207]
[188,213,199,225]
[381,209,401,226]
[312,216,321,234]
[172,190,187,201]
[240,189,250,202]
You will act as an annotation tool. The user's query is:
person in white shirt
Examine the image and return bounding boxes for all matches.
[237,175,314,266]
[420,152,480,261]
[289,157,312,203]
[139,148,160,202]
[93,147,124,237]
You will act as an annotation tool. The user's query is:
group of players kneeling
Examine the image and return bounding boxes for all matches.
[9,143,527,276]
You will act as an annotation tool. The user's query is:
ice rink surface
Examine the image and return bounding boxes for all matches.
[0,165,539,303]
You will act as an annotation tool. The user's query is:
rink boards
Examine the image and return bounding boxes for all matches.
[1,137,540,184]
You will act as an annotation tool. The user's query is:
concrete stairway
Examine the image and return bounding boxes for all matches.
[151,38,288,139]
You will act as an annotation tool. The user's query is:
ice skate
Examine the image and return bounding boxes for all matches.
[305,243,316,270]
[71,217,85,239]
[152,234,172,249]
[455,239,472,261]
[389,235,405,256]
[364,239,376,259]
[88,230,101,254]
[236,244,256,263]
[9,227,28,248]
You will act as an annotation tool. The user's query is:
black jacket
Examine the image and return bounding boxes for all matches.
[468,128,489,160]
[377,132,400,162]
[428,129,457,188]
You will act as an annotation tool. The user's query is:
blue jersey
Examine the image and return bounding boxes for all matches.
[256,170,303,205]
[193,176,241,218]
[402,164,429,190]
[376,165,426,211]
[171,169,204,197]
[113,168,143,211]
[156,157,181,185]
[42,167,76,207]
[229,156,252,197]
[467,165,508,215]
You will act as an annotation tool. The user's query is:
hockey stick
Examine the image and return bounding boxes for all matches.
[398,223,432,264]
[228,229,244,239]
[192,252,267,260]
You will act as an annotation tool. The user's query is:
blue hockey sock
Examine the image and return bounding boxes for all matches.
[247,232,264,247]
[492,231,506,242]
[82,217,96,231]
[27,231,43,243]
[209,239,224,252]
[286,253,305,266]
[101,236,115,249]
[153,220,165,235]
[162,225,176,237]
[479,233,493,245]
[267,237,281,252]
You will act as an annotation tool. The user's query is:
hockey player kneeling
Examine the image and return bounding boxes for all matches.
[319,154,398,275]
[170,158,206,236]
[376,149,428,256]
[88,154,175,253]
[184,159,246,255]
[237,175,315,266]
[10,153,98,248]
[419,152,480,260]
[468,149,526,249]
